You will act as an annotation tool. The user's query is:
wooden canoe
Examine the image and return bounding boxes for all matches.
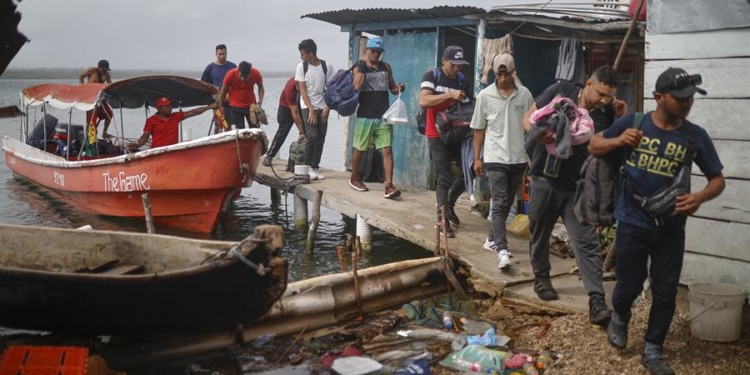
[0,224,288,336]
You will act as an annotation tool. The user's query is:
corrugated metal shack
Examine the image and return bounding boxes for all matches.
[645,0,750,293]
[304,2,645,191]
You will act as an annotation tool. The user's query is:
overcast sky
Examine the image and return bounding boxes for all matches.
[9,0,514,72]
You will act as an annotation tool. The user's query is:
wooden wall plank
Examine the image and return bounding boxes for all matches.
[387,31,438,190]
[681,252,750,295]
[686,218,750,263]
[685,140,750,180]
[643,99,750,141]
[644,58,750,99]
[690,178,750,225]
[646,28,750,60]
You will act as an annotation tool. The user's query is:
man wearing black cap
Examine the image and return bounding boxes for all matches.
[589,67,725,375]
[419,45,472,238]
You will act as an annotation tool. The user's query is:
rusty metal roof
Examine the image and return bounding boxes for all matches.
[301,6,486,26]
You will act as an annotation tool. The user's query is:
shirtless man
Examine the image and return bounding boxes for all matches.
[79,59,112,84]
[79,60,113,138]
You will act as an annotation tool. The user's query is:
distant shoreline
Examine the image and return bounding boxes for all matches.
[0,68,296,80]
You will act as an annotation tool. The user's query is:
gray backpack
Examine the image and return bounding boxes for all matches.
[573,113,645,226]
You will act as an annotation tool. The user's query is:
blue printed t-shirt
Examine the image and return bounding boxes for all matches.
[528,81,616,191]
[201,61,237,88]
[603,112,723,230]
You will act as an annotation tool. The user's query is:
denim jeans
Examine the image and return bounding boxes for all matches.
[427,138,464,218]
[486,168,524,250]
[302,108,328,170]
[611,221,685,346]
[267,106,295,157]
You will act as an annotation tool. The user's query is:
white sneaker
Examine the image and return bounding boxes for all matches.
[309,169,319,180]
[498,250,512,269]
[483,238,497,253]
[313,168,325,180]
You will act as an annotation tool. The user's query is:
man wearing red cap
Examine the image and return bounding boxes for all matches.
[127,97,217,150]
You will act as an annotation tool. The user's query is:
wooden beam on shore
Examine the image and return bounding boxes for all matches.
[141,193,154,234]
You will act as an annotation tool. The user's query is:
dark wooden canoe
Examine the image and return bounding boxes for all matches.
[0,224,288,336]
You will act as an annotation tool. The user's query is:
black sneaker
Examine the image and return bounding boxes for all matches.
[533,276,558,301]
[642,358,675,375]
[607,314,629,349]
[589,294,612,326]
[435,221,455,238]
[447,208,460,226]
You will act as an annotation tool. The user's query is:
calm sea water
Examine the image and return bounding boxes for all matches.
[0,74,431,284]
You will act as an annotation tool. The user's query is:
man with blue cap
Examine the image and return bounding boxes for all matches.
[350,36,405,199]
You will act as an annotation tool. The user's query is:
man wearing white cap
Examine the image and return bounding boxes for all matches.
[470,53,534,269]
[350,36,405,199]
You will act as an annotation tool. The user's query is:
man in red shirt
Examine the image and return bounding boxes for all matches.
[263,76,304,166]
[127,97,217,150]
[219,61,265,129]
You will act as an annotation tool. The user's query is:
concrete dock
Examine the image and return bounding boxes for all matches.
[254,157,615,315]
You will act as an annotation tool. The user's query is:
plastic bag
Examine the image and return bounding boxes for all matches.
[438,344,509,374]
[383,93,408,125]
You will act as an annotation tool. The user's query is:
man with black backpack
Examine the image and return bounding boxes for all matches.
[589,68,725,375]
[419,45,472,238]
[295,39,333,180]
[523,65,627,326]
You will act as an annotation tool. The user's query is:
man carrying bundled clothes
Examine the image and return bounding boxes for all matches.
[523,65,627,327]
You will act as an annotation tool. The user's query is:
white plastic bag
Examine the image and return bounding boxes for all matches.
[383,93,408,125]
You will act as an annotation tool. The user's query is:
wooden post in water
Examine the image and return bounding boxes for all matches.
[305,190,323,253]
[270,187,281,205]
[293,194,308,230]
[141,193,155,234]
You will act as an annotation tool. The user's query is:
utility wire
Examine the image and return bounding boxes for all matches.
[507,0,556,35]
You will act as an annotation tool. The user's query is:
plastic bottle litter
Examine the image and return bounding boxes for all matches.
[523,361,539,375]
[451,358,497,374]
[442,311,453,330]
[535,350,553,370]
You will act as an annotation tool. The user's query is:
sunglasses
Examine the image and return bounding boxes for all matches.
[668,73,702,90]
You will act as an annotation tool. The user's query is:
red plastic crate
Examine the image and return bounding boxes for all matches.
[0,346,88,375]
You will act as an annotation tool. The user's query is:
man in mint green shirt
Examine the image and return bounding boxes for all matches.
[470,53,534,269]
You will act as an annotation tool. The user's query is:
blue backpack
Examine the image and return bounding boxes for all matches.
[324,65,359,116]
[416,68,465,135]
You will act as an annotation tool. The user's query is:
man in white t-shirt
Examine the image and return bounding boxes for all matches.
[470,54,534,269]
[295,39,333,180]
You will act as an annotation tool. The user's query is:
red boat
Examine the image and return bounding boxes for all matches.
[3,76,267,233]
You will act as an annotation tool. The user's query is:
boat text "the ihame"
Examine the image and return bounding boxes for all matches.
[102,171,150,192]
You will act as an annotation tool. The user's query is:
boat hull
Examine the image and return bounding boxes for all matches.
[3,130,266,233]
[0,224,288,336]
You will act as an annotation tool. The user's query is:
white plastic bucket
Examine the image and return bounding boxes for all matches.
[356,213,372,251]
[688,282,747,342]
[294,164,309,176]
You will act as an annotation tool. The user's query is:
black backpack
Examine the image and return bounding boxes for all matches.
[573,113,645,226]
[415,68,465,135]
